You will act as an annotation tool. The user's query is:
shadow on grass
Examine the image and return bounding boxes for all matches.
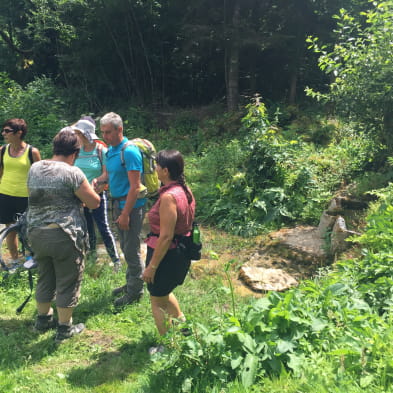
[0,318,58,370]
[66,332,153,387]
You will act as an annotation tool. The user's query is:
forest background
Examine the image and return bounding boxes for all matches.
[2,0,393,392]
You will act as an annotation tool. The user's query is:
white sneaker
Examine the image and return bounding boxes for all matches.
[23,256,37,269]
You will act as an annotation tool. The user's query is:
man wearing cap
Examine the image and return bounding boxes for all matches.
[98,112,146,306]
[72,116,120,271]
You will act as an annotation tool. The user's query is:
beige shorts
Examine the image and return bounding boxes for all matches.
[29,227,84,308]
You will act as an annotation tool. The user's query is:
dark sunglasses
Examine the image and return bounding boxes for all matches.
[2,128,15,133]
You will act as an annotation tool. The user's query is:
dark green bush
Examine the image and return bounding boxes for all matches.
[0,74,67,157]
[192,100,381,235]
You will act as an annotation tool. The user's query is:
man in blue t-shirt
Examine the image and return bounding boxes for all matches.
[98,112,146,306]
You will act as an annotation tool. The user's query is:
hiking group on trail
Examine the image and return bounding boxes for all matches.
[0,113,198,351]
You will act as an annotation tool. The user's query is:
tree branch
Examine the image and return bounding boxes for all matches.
[0,29,33,56]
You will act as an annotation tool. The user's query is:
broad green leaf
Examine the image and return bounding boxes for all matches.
[230,355,243,370]
[311,317,328,332]
[276,339,295,354]
[241,353,259,388]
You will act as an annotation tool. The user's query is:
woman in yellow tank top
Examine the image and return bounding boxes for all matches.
[0,118,41,265]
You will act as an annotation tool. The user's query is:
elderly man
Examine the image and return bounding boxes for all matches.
[98,112,146,306]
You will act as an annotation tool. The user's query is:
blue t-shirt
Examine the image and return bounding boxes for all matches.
[74,144,107,183]
[106,137,146,209]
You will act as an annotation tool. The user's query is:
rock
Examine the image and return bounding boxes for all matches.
[239,266,298,292]
[271,226,327,264]
[318,211,336,236]
[330,216,359,254]
[327,197,343,214]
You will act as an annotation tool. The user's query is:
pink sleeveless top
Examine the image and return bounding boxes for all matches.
[145,182,195,249]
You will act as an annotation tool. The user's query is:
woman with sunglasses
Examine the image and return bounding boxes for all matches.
[0,118,41,267]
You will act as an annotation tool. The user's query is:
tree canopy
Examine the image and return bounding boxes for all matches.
[0,0,373,112]
[307,0,393,149]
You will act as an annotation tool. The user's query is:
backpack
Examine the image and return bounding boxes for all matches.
[120,139,160,199]
[0,144,34,168]
[95,139,108,161]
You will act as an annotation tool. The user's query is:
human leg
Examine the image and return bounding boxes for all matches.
[52,232,85,342]
[30,227,85,340]
[0,194,28,261]
[30,228,58,332]
[92,192,120,263]
[150,293,184,335]
[115,205,145,304]
[84,207,96,252]
[6,228,18,260]
[57,307,74,325]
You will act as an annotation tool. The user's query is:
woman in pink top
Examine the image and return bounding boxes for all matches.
[142,150,195,353]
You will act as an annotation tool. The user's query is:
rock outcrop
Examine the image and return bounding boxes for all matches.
[239,195,365,293]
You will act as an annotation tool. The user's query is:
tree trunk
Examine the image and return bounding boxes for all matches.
[226,1,240,112]
[288,70,297,105]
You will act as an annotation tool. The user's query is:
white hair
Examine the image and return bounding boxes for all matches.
[100,112,123,130]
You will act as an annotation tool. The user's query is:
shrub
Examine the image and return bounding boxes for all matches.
[193,100,381,235]
[0,74,67,157]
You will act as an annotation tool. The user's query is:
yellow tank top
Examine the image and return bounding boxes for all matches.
[0,145,31,197]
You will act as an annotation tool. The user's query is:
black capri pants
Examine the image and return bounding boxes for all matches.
[145,246,191,297]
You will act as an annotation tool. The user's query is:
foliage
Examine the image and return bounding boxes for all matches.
[191,99,380,235]
[307,0,393,149]
[145,185,393,391]
[0,73,67,157]
[0,0,371,110]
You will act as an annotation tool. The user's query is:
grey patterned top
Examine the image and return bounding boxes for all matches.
[27,160,88,253]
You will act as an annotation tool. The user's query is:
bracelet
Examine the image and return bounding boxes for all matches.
[150,264,157,270]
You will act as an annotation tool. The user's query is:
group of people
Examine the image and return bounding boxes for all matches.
[0,113,196,350]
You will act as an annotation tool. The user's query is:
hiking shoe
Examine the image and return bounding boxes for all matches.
[114,293,141,307]
[112,260,122,273]
[148,344,165,355]
[34,314,58,333]
[112,285,127,296]
[55,323,85,343]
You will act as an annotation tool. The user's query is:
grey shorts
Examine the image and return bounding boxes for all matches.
[28,227,84,308]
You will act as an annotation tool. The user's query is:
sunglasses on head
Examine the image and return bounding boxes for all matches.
[2,128,15,133]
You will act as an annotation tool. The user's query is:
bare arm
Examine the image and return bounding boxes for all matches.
[92,164,109,193]
[75,178,100,209]
[116,170,143,230]
[142,193,177,284]
[32,147,41,162]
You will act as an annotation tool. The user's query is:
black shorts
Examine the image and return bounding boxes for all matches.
[146,246,191,297]
[0,193,28,224]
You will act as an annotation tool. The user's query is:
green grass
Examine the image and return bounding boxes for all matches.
[0,229,254,392]
[4,207,393,393]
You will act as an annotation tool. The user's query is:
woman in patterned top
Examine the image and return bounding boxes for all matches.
[27,128,100,343]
